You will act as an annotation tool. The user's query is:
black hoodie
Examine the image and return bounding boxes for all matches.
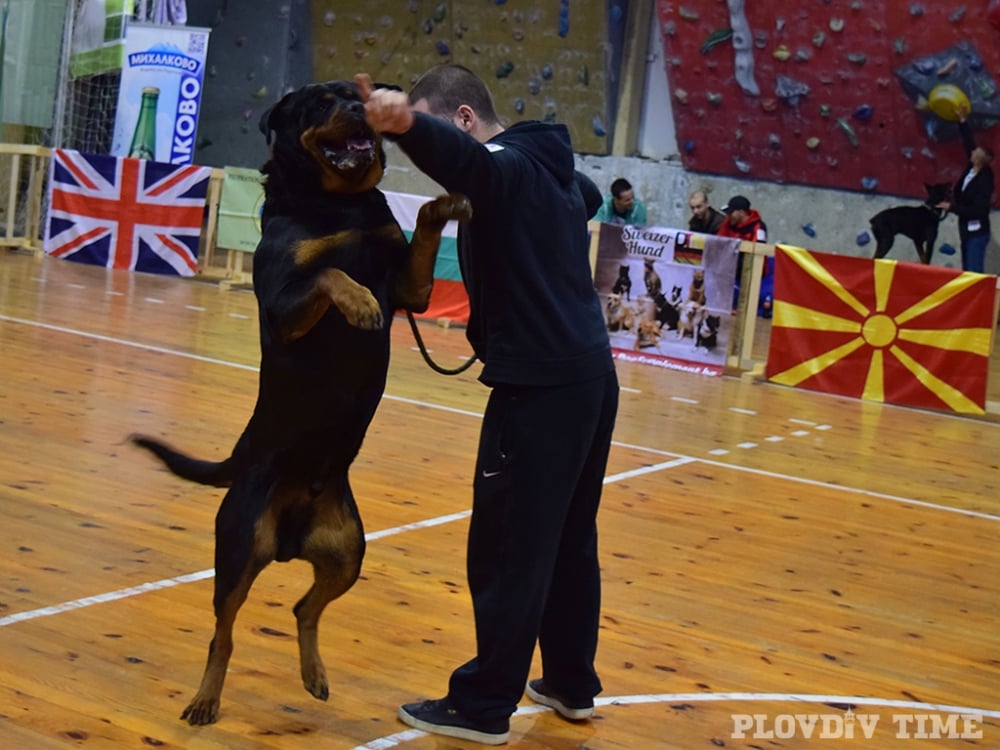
[393,114,613,387]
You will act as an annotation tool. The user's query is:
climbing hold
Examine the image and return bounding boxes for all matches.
[707,92,723,106]
[773,44,791,61]
[856,231,871,246]
[592,115,606,137]
[683,140,696,153]
[829,18,845,32]
[806,137,821,149]
[802,224,816,238]
[846,52,868,66]
[541,63,553,79]
[836,117,859,146]
[861,176,878,191]
[700,27,733,54]
[496,60,514,78]
[435,40,450,56]
[928,84,970,121]
[938,243,956,256]
[514,98,525,114]
[852,104,874,122]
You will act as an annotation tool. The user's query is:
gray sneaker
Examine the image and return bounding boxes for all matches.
[525,679,595,720]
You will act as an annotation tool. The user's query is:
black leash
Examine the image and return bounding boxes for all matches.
[405,310,479,376]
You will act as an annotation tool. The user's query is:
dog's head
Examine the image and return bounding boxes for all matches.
[259,79,394,197]
[924,182,952,205]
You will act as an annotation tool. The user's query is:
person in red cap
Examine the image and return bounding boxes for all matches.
[717,195,773,317]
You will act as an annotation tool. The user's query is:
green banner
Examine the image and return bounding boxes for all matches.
[217,166,264,253]
[69,0,130,79]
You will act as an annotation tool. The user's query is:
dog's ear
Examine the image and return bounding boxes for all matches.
[259,88,302,146]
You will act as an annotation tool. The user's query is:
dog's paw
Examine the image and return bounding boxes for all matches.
[338,287,384,330]
[302,666,330,701]
[181,696,220,725]
[421,193,473,226]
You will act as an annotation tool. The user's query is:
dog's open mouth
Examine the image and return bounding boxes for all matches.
[321,136,375,174]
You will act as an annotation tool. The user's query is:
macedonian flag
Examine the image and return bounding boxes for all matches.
[766,246,996,414]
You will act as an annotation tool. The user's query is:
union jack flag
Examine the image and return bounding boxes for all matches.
[45,149,211,276]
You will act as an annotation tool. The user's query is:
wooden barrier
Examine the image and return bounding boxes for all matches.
[4,144,995,402]
[0,144,49,252]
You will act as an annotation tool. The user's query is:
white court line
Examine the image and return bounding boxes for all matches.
[0,462,693,629]
[1,313,997,631]
[350,693,1000,749]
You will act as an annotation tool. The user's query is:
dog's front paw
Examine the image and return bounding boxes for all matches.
[421,193,473,226]
[338,287,384,330]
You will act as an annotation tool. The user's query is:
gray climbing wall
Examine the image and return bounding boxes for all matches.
[187,0,314,170]
[309,2,611,155]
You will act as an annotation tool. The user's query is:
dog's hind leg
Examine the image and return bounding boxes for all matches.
[294,486,366,701]
[182,554,269,725]
[182,485,273,725]
[872,234,893,260]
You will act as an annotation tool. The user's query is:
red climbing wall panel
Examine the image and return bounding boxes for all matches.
[657,1,1000,199]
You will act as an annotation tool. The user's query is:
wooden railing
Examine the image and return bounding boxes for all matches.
[0,144,49,252]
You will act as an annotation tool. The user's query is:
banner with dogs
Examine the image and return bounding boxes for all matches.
[767,245,996,415]
[593,223,741,376]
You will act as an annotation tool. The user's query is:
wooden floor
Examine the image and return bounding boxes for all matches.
[1,250,999,749]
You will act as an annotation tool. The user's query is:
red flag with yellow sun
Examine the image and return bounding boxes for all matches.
[766,246,997,415]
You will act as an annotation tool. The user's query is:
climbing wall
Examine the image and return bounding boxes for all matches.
[309,2,611,155]
[657,1,1000,198]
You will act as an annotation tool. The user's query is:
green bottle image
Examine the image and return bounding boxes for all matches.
[128,87,159,161]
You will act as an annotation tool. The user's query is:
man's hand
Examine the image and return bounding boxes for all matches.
[355,74,415,135]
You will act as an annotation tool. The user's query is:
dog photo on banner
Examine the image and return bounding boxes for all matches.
[592,223,740,376]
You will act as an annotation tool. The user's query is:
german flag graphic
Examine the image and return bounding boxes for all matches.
[766,246,996,414]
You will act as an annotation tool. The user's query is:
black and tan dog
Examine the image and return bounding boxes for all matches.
[130,80,470,725]
[870,182,951,264]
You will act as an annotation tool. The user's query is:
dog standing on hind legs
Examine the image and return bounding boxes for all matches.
[870,182,952,264]
[130,80,471,725]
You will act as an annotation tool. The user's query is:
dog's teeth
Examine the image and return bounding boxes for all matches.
[347,138,372,151]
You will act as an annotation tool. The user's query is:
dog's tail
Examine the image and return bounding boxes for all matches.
[130,435,234,488]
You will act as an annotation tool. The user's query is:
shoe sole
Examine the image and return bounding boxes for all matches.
[397,705,510,745]
[524,682,594,721]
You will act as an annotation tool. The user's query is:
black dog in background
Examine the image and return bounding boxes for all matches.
[131,80,470,725]
[870,182,952,264]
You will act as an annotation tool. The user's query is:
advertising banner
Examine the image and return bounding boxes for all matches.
[111,22,210,166]
[69,0,131,79]
[593,223,741,376]
[217,166,265,253]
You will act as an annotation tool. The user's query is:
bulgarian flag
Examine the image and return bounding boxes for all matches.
[766,245,996,415]
[384,190,469,324]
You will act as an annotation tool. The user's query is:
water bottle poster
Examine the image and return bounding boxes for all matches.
[111,23,210,166]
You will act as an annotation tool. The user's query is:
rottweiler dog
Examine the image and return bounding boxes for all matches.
[870,182,951,264]
[130,80,471,725]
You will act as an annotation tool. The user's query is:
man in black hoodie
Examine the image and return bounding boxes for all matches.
[357,65,618,745]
